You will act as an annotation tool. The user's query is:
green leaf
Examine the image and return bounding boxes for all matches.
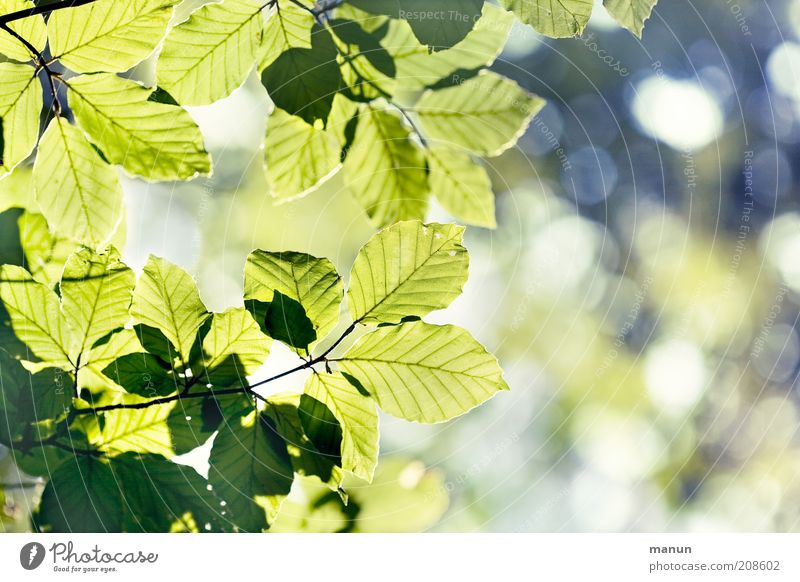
[198,307,271,386]
[48,0,178,73]
[167,393,249,455]
[501,0,593,38]
[131,256,210,364]
[33,117,124,249]
[111,453,224,532]
[68,73,211,181]
[260,25,342,125]
[0,62,41,175]
[262,291,316,351]
[348,0,483,50]
[343,107,428,227]
[383,4,513,91]
[35,456,123,532]
[79,328,141,391]
[61,246,135,355]
[18,212,76,286]
[347,221,469,324]
[603,0,658,37]
[415,71,545,157]
[209,408,294,532]
[427,146,496,228]
[259,2,314,69]
[92,400,176,458]
[302,372,378,482]
[244,250,342,354]
[329,18,396,102]
[264,108,341,201]
[157,0,265,106]
[102,352,178,397]
[339,321,508,423]
[0,264,71,363]
[0,0,46,62]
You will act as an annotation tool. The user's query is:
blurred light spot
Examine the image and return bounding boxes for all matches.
[645,340,707,414]
[766,42,800,102]
[632,77,724,150]
[570,469,633,530]
[561,146,618,205]
[761,213,800,292]
[750,148,793,206]
[752,324,800,383]
[592,0,623,31]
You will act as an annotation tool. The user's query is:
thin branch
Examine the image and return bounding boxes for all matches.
[0,22,61,115]
[0,0,98,26]
[0,481,43,490]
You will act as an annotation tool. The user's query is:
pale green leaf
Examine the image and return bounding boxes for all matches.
[244,250,342,352]
[209,408,294,532]
[265,108,341,201]
[385,3,514,90]
[68,73,210,181]
[303,372,378,482]
[347,221,469,324]
[157,0,265,106]
[79,328,143,391]
[18,212,76,286]
[61,246,135,355]
[501,0,594,38]
[603,0,658,37]
[0,62,41,175]
[259,2,313,69]
[199,307,271,386]
[427,146,496,228]
[339,321,509,423]
[33,117,124,249]
[0,264,71,364]
[91,400,176,458]
[0,165,34,212]
[0,0,46,62]
[415,71,545,157]
[131,256,210,364]
[343,107,428,227]
[48,0,178,73]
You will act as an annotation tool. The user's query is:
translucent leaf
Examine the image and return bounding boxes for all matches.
[68,73,210,181]
[244,250,342,354]
[157,0,265,106]
[329,18,396,102]
[338,321,509,423]
[0,0,46,62]
[302,372,378,482]
[61,246,135,355]
[343,107,428,227]
[415,71,545,157]
[264,108,341,201]
[347,221,469,324]
[384,3,514,91]
[35,456,123,532]
[208,408,294,532]
[92,400,176,458]
[0,62,41,175]
[18,212,76,286]
[102,352,179,397]
[603,0,658,37]
[501,0,594,38]
[79,328,141,391]
[259,2,313,69]
[198,307,271,386]
[33,117,124,249]
[48,0,178,73]
[427,146,496,228]
[0,264,72,363]
[131,256,210,364]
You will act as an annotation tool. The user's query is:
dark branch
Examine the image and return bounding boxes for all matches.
[0,0,98,26]
[0,22,61,115]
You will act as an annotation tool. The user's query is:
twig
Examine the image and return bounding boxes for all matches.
[0,22,61,115]
[0,0,98,26]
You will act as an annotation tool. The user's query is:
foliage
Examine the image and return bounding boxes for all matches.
[0,0,659,532]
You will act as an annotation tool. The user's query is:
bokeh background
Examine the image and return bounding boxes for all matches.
[4,0,800,532]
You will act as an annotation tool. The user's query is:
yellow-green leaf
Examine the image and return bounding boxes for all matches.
[157,0,265,106]
[33,117,124,249]
[427,146,496,228]
[603,0,658,37]
[265,108,341,201]
[199,307,271,386]
[131,255,210,364]
[347,221,469,324]
[0,62,41,175]
[68,73,210,181]
[343,107,428,227]
[48,0,178,73]
[259,2,313,69]
[501,0,594,38]
[415,71,545,157]
[0,0,46,62]
[339,321,508,423]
